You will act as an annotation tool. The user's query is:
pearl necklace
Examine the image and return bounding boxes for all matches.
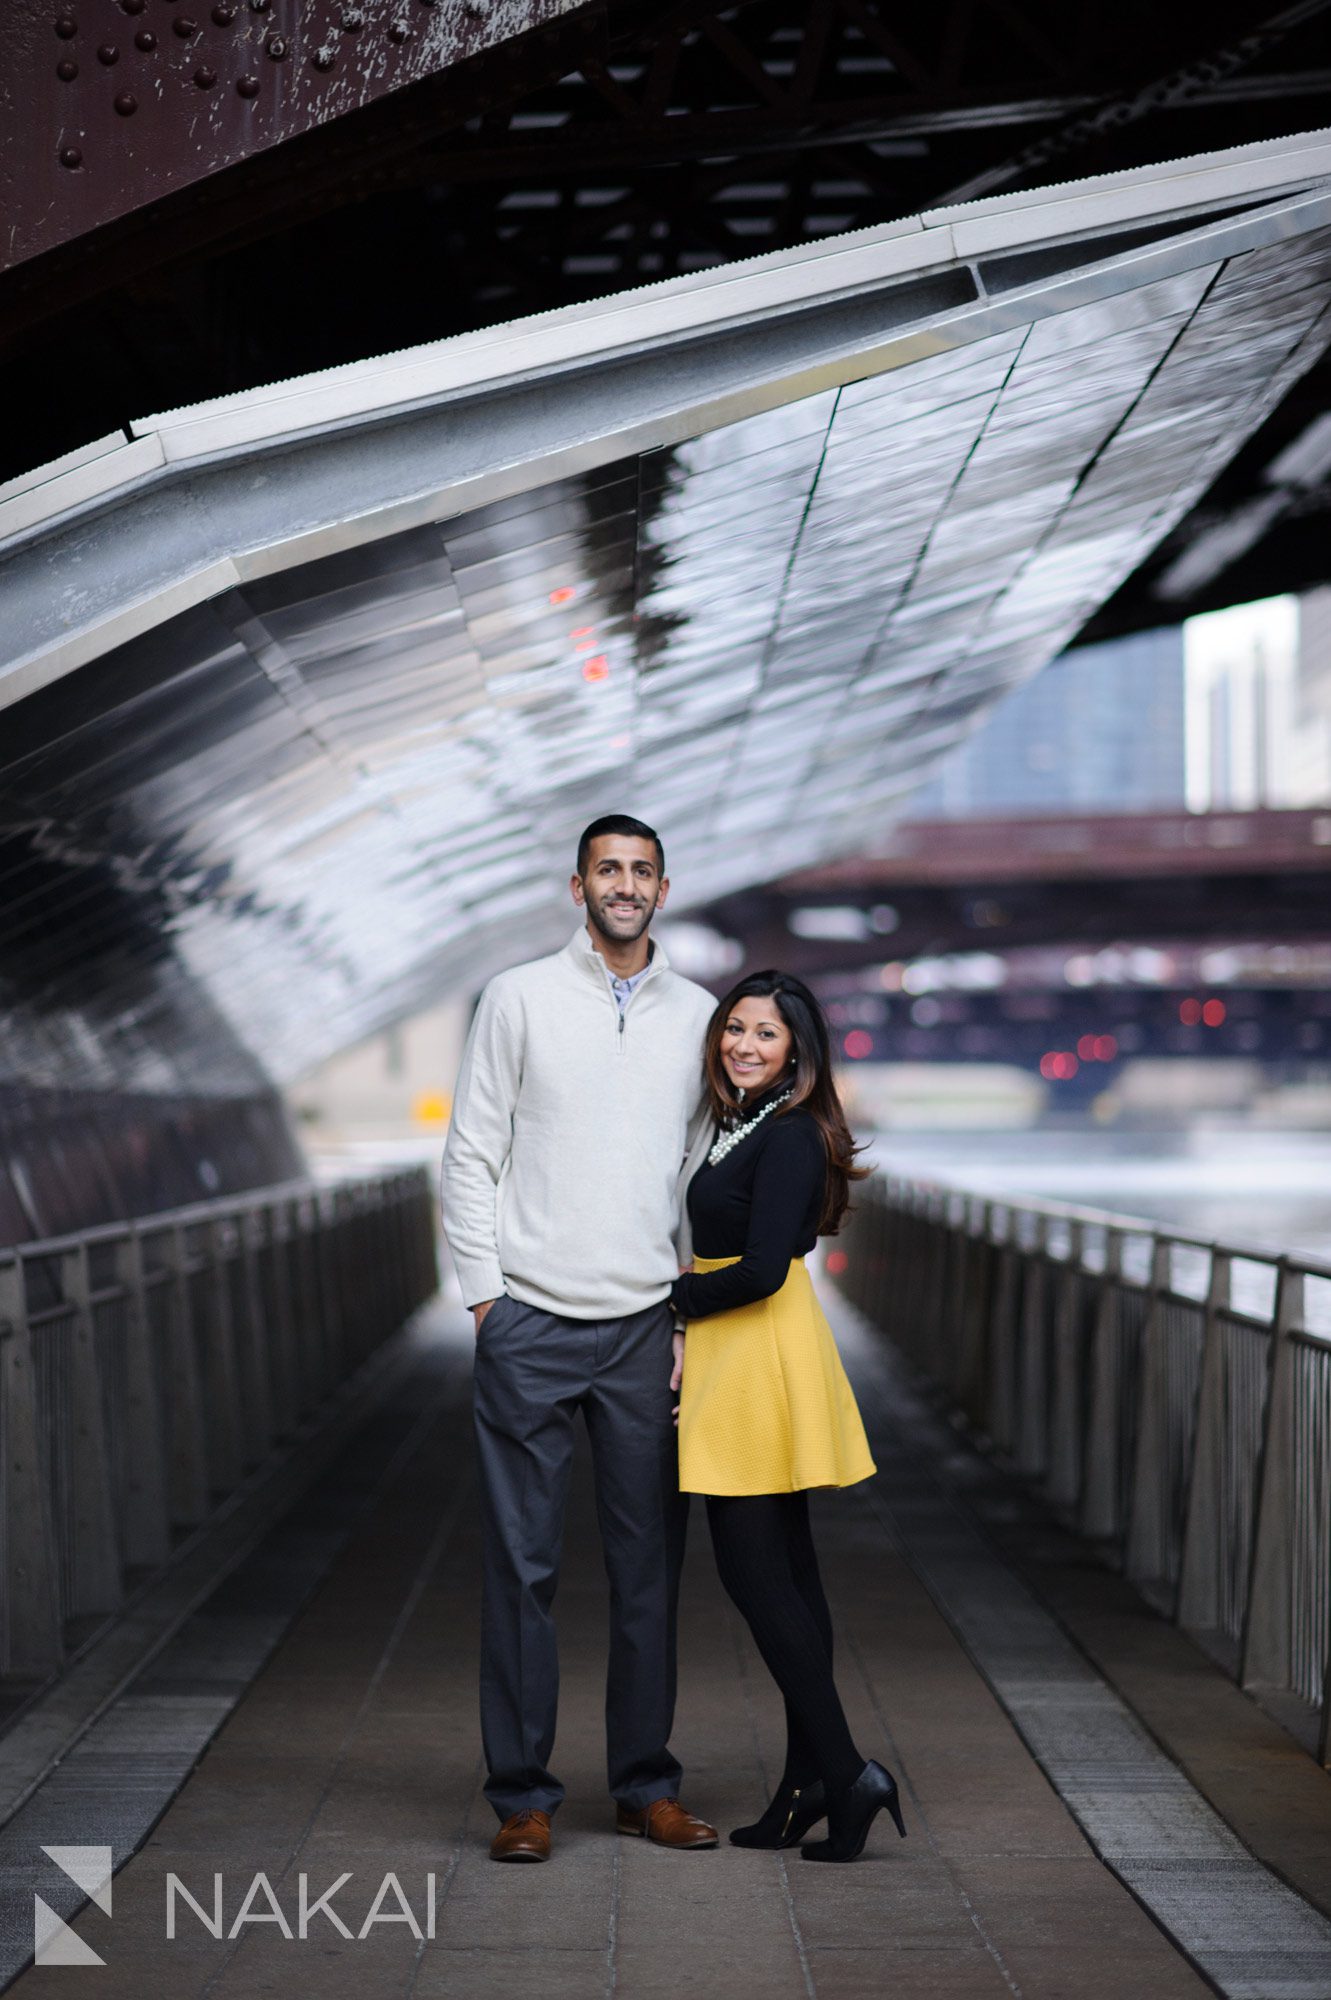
[708,1088,793,1166]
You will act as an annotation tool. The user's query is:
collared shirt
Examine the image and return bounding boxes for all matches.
[606,960,651,1017]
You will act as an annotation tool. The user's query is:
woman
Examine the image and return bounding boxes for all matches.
[669,970,907,1862]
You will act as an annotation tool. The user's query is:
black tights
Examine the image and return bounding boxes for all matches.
[706,1491,864,1796]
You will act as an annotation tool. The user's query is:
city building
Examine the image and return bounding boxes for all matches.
[1184,595,1300,811]
[912,625,1188,818]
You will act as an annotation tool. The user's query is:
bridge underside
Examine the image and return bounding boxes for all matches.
[6,3,1331,632]
[2,136,1331,1229]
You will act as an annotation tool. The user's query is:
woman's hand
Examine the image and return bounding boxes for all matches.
[670,1329,685,1427]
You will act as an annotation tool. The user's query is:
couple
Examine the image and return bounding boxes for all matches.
[439,815,905,1866]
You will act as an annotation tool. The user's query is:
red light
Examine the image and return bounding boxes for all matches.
[582,656,610,682]
[1040,1051,1078,1081]
[549,586,576,606]
[570,626,595,640]
[1179,998,1203,1026]
[1094,1034,1118,1062]
[826,1250,849,1276]
[1202,999,1226,1027]
[1077,1034,1097,1061]
[843,1030,873,1060]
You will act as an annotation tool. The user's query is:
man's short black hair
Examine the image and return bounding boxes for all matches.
[576,815,665,878]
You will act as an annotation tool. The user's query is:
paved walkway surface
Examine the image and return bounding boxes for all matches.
[6,1284,1331,2000]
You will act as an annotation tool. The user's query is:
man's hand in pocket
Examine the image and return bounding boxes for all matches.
[670,1329,685,1427]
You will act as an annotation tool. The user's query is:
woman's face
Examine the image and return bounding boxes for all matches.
[719,994,793,1096]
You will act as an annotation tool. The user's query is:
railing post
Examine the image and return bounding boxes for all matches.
[0,1256,62,1678]
[276,1195,312,1419]
[200,1217,245,1495]
[315,1187,347,1386]
[236,1207,276,1463]
[62,1242,124,1617]
[159,1225,210,1525]
[1177,1249,1231,1635]
[1046,1218,1085,1515]
[111,1231,171,1571]
[1015,1213,1049,1480]
[957,1201,993,1427]
[291,1192,328,1404]
[419,1169,440,1306]
[263,1199,300,1436]
[1125,1235,1172,1594]
[987,1205,1019,1458]
[1081,1226,1126,1542]
[1240,1261,1301,1699]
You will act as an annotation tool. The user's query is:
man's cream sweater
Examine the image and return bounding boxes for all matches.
[440,926,715,1320]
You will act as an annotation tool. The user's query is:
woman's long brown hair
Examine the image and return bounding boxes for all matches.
[702,970,869,1234]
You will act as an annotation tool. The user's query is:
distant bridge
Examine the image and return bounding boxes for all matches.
[705,808,1331,975]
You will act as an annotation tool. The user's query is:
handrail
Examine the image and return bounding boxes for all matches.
[1,1173,359,1264]
[0,1167,438,1687]
[834,1171,1331,1766]
[860,1169,1331,1282]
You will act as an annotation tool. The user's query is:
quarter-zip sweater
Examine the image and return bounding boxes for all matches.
[440,925,715,1319]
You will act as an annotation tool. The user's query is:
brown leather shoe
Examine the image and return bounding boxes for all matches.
[615,1797,718,1848]
[490,1808,551,1862]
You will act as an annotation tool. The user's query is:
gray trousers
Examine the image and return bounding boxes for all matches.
[472,1292,688,1820]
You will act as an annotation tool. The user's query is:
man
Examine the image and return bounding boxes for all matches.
[440,814,717,1863]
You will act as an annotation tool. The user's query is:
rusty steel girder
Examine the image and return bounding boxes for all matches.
[1,0,594,273]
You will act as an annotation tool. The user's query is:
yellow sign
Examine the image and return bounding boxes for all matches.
[413,1091,452,1127]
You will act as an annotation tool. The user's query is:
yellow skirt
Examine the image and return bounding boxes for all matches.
[678,1256,877,1496]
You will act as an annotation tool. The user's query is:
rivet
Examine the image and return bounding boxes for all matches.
[172,15,196,35]
[135,26,156,46]
[264,30,287,55]
[54,13,78,34]
[193,62,216,83]
[465,0,488,14]
[122,0,144,12]
[236,71,259,93]
[210,2,234,20]
[97,41,119,61]
[113,89,137,112]
[248,0,269,11]
[311,42,334,65]
[388,16,409,36]
[60,144,83,167]
[341,7,364,26]
[56,55,79,76]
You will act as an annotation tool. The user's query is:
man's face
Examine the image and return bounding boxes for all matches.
[572,836,668,943]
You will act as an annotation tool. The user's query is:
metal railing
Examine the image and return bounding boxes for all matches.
[836,1173,1331,1765]
[0,1168,438,1683]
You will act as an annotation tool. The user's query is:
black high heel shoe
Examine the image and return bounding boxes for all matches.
[799,1761,906,1862]
[729,1780,827,1849]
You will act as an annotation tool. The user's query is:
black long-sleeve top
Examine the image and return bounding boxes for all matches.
[670,1093,826,1320]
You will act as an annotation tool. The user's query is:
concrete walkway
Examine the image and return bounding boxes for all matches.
[6,1288,1331,1999]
